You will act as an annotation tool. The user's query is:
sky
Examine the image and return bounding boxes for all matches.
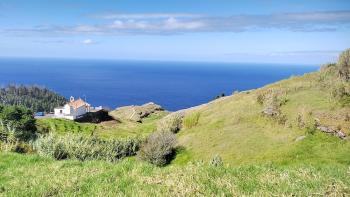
[0,0,350,65]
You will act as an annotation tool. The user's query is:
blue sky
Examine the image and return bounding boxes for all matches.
[0,0,350,64]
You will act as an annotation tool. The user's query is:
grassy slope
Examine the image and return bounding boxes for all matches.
[174,71,350,165]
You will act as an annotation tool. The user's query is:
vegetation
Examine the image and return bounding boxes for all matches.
[1,50,350,195]
[36,118,97,136]
[214,92,225,100]
[0,152,349,196]
[183,112,200,129]
[170,49,350,165]
[0,105,36,142]
[210,154,224,167]
[34,134,141,162]
[156,112,183,133]
[36,112,166,139]
[0,85,67,112]
[137,131,177,166]
[338,48,350,81]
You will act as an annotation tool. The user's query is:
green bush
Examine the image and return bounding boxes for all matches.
[137,131,177,166]
[183,112,200,129]
[157,112,184,133]
[0,105,37,142]
[33,134,141,162]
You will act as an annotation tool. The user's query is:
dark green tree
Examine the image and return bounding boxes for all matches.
[0,105,37,141]
[0,85,67,112]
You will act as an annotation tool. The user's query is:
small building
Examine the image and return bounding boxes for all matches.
[54,96,91,120]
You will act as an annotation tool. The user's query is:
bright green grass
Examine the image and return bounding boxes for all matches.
[0,152,349,196]
[97,112,167,139]
[36,119,97,135]
[36,112,167,139]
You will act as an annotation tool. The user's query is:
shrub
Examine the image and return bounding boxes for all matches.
[183,112,200,129]
[262,92,281,117]
[330,82,349,99]
[329,79,350,106]
[297,114,305,128]
[210,154,223,167]
[0,105,37,142]
[33,134,141,162]
[277,114,288,125]
[157,112,184,133]
[0,141,32,153]
[257,88,288,107]
[337,48,350,81]
[305,119,318,135]
[137,131,177,166]
[256,92,265,105]
[214,93,225,100]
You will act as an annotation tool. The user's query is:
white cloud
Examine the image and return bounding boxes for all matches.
[82,39,94,44]
[163,17,205,30]
[4,10,350,35]
[97,13,202,20]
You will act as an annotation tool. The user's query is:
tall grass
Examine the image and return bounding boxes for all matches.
[33,134,141,162]
[183,112,200,129]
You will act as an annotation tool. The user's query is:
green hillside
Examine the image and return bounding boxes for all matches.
[174,67,350,165]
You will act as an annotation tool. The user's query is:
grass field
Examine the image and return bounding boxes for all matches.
[1,152,349,196]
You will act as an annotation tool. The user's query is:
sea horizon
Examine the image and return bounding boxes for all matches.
[0,57,320,111]
[0,56,320,67]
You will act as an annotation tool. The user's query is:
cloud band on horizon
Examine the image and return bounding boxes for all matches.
[2,10,350,36]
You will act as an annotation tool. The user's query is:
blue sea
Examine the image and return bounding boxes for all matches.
[0,58,319,111]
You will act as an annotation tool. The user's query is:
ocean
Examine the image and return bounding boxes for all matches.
[0,58,319,111]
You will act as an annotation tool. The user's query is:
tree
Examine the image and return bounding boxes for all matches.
[0,85,67,112]
[0,105,37,141]
[338,49,350,81]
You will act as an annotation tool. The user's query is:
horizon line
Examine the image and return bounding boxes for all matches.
[0,55,321,67]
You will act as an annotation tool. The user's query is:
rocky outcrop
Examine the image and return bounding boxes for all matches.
[316,125,347,139]
[109,102,164,123]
